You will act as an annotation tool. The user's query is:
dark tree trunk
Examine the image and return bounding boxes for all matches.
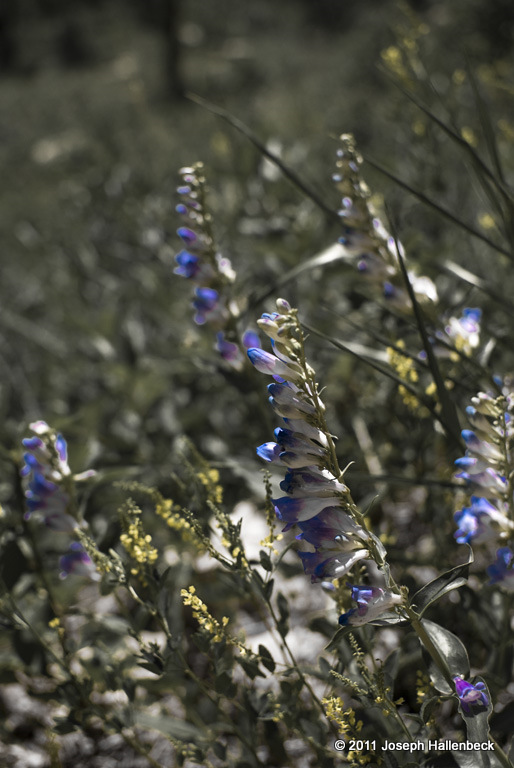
[163,0,184,100]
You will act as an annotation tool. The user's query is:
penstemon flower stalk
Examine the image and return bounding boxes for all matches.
[454,386,514,588]
[247,298,403,624]
[332,134,438,310]
[20,420,98,580]
[174,162,259,369]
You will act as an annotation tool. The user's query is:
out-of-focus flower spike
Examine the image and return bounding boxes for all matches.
[332,134,437,311]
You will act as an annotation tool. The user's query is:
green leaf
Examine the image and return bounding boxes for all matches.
[214,672,237,697]
[412,547,473,617]
[258,644,276,673]
[420,619,470,694]
[276,592,289,638]
[420,695,441,724]
[318,656,331,677]
[325,625,353,652]
[237,656,265,680]
[367,611,405,626]
[259,550,273,572]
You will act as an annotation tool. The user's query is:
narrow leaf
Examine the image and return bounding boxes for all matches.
[412,546,473,617]
[185,92,340,224]
[420,619,470,694]
[364,156,511,259]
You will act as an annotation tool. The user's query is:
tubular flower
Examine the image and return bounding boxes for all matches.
[248,299,403,625]
[339,585,403,627]
[332,134,437,310]
[453,676,489,716]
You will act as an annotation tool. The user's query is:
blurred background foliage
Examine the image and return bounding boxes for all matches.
[0,0,513,538]
[1,0,513,505]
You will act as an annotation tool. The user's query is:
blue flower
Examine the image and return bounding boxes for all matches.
[487,547,514,590]
[247,348,302,381]
[216,332,243,366]
[299,548,369,582]
[453,676,489,716]
[454,496,510,545]
[193,287,220,325]
[174,250,200,279]
[21,422,74,530]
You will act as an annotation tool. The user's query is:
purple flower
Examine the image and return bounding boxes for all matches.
[461,430,502,462]
[453,676,489,716]
[256,442,283,463]
[273,495,334,527]
[487,547,514,590]
[216,332,243,367]
[299,548,369,582]
[174,250,200,279]
[296,506,366,546]
[177,226,198,245]
[280,468,347,498]
[339,584,403,626]
[268,382,316,415]
[455,467,508,498]
[21,424,73,530]
[193,287,220,325]
[242,330,261,349]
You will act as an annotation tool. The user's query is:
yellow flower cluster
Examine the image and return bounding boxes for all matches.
[180,586,229,643]
[322,697,363,735]
[323,697,377,765]
[120,504,158,579]
[387,341,427,414]
[198,468,223,505]
[259,532,283,556]
[154,498,202,547]
[416,670,432,704]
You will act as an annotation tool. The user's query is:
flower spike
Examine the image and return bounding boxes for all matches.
[249,299,404,625]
